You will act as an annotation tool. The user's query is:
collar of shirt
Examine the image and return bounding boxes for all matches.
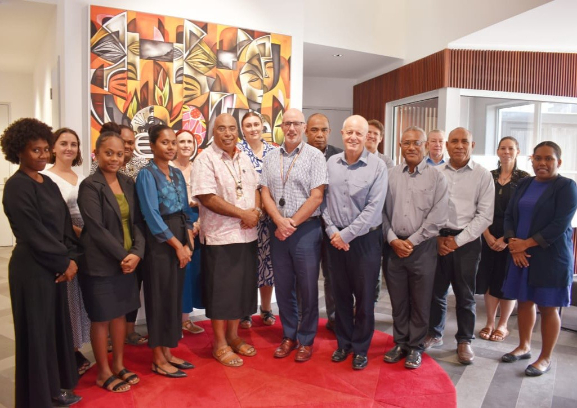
[426,155,445,165]
[336,148,369,168]
[280,140,305,156]
[150,159,174,177]
[403,157,428,174]
[211,142,241,161]
[445,158,475,172]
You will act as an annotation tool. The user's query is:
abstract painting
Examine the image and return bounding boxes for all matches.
[90,6,291,158]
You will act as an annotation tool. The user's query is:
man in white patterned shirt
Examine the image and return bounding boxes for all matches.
[261,108,328,362]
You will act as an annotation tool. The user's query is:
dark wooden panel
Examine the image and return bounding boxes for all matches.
[354,49,577,126]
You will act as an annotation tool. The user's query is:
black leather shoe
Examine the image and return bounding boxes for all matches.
[383,345,407,363]
[352,354,368,370]
[52,389,82,407]
[405,349,422,369]
[331,348,351,362]
[170,359,195,370]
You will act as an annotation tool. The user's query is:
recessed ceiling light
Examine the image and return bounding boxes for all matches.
[333,54,343,57]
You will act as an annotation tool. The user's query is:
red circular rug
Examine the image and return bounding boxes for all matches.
[75,317,456,407]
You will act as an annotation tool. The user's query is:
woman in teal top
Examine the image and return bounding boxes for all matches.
[78,132,145,393]
[136,125,196,378]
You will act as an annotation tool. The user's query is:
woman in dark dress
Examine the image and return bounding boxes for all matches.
[1,118,81,407]
[78,132,144,392]
[501,141,577,376]
[136,125,196,378]
[476,137,529,342]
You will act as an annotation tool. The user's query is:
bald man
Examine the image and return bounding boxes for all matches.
[321,115,387,370]
[261,108,328,362]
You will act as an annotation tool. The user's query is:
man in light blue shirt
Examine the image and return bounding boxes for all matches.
[321,115,387,370]
[425,129,446,166]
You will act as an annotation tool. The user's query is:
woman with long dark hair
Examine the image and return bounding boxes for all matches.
[501,141,577,376]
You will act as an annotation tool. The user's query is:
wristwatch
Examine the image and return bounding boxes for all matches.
[255,207,264,220]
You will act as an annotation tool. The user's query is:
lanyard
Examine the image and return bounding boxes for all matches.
[278,147,302,211]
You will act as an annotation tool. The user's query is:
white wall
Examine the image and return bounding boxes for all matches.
[32,11,57,126]
[0,72,35,122]
[303,0,406,58]
[303,77,356,109]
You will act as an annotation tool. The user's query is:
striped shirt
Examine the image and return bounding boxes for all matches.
[260,141,327,218]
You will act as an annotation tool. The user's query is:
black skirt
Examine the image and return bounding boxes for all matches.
[9,244,78,408]
[201,241,258,320]
[79,272,140,322]
[142,213,189,348]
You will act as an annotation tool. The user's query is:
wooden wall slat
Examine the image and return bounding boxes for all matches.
[353,49,577,129]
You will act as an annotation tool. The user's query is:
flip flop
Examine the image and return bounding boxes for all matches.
[479,327,493,340]
[115,368,140,385]
[125,332,148,345]
[490,329,509,342]
[99,375,130,393]
[213,345,243,367]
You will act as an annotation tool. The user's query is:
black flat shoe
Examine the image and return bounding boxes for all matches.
[152,363,187,378]
[501,351,531,363]
[52,389,82,406]
[383,345,407,363]
[525,363,551,377]
[405,349,422,369]
[352,354,368,370]
[170,359,195,370]
[331,348,351,362]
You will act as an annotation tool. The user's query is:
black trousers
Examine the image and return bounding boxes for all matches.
[429,238,482,342]
[328,228,383,356]
[385,237,437,351]
[321,234,336,322]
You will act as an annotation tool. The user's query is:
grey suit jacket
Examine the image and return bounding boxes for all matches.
[325,144,343,161]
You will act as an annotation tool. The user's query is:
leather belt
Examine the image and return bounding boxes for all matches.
[440,228,463,237]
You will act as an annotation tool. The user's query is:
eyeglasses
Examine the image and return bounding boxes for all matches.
[278,121,305,128]
[401,140,425,147]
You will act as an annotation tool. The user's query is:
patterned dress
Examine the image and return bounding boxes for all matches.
[237,138,275,287]
[41,170,91,349]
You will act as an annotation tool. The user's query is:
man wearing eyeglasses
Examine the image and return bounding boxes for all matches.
[423,127,494,365]
[306,113,342,332]
[382,126,448,369]
[321,115,387,370]
[260,108,328,362]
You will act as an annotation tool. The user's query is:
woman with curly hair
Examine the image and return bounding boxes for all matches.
[1,118,82,407]
[42,127,92,375]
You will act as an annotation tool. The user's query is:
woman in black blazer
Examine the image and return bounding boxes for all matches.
[78,131,145,392]
[501,141,577,376]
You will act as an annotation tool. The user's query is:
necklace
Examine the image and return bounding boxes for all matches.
[278,147,303,209]
[221,157,244,198]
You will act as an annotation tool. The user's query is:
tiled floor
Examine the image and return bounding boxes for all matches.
[0,246,575,407]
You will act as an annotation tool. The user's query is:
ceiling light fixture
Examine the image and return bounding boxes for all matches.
[333,54,343,57]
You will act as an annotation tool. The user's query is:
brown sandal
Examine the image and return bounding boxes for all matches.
[479,327,493,340]
[229,337,257,357]
[490,329,509,342]
[182,320,205,334]
[213,345,243,367]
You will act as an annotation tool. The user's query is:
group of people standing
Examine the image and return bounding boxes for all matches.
[1,107,576,407]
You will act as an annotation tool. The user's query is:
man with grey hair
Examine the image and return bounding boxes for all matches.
[424,127,494,365]
[425,130,446,166]
[261,108,327,362]
[382,126,448,369]
[322,115,387,370]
